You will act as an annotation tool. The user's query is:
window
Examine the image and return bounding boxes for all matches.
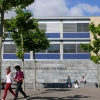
[47,23,60,32]
[37,50,46,53]
[77,23,89,32]
[63,44,76,53]
[63,23,77,32]
[4,44,16,53]
[77,44,89,53]
[47,44,60,53]
[24,49,30,53]
[38,23,47,32]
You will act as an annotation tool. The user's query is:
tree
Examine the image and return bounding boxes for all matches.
[4,7,37,91]
[81,22,100,89]
[4,8,50,91]
[24,27,50,90]
[0,0,35,91]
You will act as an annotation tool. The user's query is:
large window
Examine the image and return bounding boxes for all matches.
[47,23,60,33]
[38,23,47,32]
[63,23,89,32]
[63,44,76,53]
[38,23,60,33]
[4,44,16,53]
[4,44,30,53]
[47,44,60,53]
[63,44,89,53]
[77,23,89,32]
[37,50,46,53]
[63,23,77,32]
[77,44,89,53]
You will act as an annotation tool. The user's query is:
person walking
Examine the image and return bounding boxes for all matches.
[13,65,28,100]
[0,66,16,100]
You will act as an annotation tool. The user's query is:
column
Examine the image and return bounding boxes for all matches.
[30,51,33,60]
[60,20,63,60]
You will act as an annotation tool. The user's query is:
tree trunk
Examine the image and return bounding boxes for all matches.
[21,33,25,91]
[33,52,36,91]
[0,10,4,94]
[22,59,25,91]
[97,63,100,90]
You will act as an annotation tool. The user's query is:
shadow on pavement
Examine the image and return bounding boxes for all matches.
[45,88,72,91]
[38,89,71,94]
[27,95,90,100]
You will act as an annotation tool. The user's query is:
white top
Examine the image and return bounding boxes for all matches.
[2,72,14,83]
[74,83,79,88]
[82,78,86,83]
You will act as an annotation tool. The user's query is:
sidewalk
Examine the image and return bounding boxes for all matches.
[1,88,100,100]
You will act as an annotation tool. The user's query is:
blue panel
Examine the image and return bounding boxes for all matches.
[35,54,60,59]
[63,33,90,38]
[3,54,30,59]
[63,54,90,59]
[76,33,90,38]
[63,33,77,38]
[46,33,60,38]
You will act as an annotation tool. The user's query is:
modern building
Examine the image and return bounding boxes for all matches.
[3,16,91,60]
[1,16,100,88]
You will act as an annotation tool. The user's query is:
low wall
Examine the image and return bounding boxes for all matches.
[2,60,98,88]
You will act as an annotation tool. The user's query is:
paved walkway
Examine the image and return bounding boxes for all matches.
[1,88,100,100]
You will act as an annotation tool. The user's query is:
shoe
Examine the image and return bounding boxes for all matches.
[24,98,27,100]
[24,96,29,100]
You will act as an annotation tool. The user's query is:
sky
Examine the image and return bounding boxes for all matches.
[5,0,100,18]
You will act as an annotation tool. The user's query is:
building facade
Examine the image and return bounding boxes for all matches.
[1,17,100,88]
[3,17,90,60]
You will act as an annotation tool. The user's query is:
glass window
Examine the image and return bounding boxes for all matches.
[77,23,89,32]
[47,44,60,53]
[47,23,60,32]
[37,50,46,53]
[38,23,47,32]
[24,49,30,53]
[63,44,76,53]
[77,44,89,53]
[63,23,77,32]
[83,23,89,32]
[77,23,83,32]
[4,44,16,53]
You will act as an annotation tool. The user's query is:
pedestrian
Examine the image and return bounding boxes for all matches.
[13,65,28,100]
[0,66,16,100]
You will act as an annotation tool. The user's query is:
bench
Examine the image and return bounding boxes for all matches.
[80,82,97,88]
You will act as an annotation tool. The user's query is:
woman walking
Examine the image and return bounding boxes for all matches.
[0,66,16,100]
[13,65,28,100]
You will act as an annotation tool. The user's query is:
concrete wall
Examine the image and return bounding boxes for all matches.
[1,60,98,88]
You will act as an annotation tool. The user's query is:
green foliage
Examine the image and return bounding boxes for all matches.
[4,8,50,60]
[1,0,35,10]
[2,33,8,40]
[91,55,100,64]
[24,28,50,53]
[16,47,24,60]
[81,22,100,64]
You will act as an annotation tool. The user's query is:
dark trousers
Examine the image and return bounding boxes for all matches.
[66,82,72,88]
[13,81,27,100]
